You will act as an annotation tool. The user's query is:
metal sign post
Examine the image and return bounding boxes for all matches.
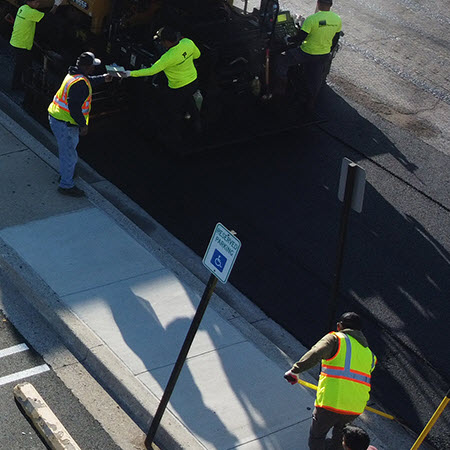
[327,158,366,332]
[145,224,240,448]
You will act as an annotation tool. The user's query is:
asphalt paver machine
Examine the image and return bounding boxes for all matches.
[1,0,342,149]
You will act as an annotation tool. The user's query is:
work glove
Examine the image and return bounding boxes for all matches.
[284,370,299,385]
[122,70,131,78]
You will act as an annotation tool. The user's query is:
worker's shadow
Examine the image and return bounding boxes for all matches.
[107,286,242,449]
[104,281,294,450]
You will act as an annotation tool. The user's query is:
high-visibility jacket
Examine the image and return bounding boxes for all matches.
[48,74,92,125]
[316,331,376,415]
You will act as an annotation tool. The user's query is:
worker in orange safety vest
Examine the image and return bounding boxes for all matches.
[284,312,377,450]
[48,52,111,197]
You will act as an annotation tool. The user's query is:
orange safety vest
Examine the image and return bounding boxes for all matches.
[315,332,377,415]
[48,74,92,125]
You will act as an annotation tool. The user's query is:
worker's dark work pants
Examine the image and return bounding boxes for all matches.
[162,80,200,150]
[276,48,329,101]
[11,46,32,90]
[308,407,357,450]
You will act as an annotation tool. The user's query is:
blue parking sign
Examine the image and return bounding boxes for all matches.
[211,249,227,273]
[203,223,241,283]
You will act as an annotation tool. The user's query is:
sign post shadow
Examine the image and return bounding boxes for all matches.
[145,223,241,448]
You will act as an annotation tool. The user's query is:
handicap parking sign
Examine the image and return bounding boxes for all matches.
[211,249,227,273]
[203,223,241,283]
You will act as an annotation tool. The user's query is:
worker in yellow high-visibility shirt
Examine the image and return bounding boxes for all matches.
[284,312,377,450]
[274,0,342,115]
[9,0,59,90]
[123,26,201,152]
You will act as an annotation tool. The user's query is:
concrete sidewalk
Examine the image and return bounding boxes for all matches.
[0,95,418,449]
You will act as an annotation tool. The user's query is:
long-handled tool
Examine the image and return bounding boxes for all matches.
[296,378,395,420]
[410,388,449,450]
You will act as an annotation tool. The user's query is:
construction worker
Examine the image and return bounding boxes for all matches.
[284,312,377,450]
[9,0,59,90]
[48,52,111,197]
[274,0,342,114]
[123,26,201,150]
[342,425,378,450]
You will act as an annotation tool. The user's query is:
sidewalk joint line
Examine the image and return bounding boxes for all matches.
[60,268,168,297]
[227,417,312,449]
[134,339,249,376]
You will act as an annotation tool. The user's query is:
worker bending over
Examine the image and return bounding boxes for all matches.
[9,0,59,90]
[48,52,111,197]
[124,26,201,151]
[274,0,341,114]
[284,312,376,450]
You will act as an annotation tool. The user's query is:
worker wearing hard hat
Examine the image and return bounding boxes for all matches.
[284,312,376,450]
[9,0,60,90]
[48,52,111,197]
[123,26,201,151]
[274,0,342,114]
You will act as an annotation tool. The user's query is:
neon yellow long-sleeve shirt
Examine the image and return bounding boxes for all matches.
[130,38,200,89]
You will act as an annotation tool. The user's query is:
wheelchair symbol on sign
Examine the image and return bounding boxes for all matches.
[211,249,227,273]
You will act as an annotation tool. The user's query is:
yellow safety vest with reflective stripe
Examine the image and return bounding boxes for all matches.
[316,332,376,415]
[48,74,92,125]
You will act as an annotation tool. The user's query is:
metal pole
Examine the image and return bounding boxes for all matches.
[410,388,450,450]
[145,274,219,448]
[327,163,357,332]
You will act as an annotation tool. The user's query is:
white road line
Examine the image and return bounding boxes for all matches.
[0,365,50,387]
[0,343,29,358]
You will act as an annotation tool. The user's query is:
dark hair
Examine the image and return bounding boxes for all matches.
[338,312,362,330]
[342,425,370,450]
[159,26,179,43]
[319,0,333,5]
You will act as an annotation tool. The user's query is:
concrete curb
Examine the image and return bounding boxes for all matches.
[14,382,81,450]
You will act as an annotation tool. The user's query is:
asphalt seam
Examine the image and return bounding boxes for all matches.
[316,123,450,214]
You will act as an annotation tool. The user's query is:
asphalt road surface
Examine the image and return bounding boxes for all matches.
[0,310,121,450]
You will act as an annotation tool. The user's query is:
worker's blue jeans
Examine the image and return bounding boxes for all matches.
[48,115,79,189]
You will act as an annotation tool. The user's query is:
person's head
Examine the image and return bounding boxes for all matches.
[76,51,101,74]
[26,0,40,9]
[317,0,332,11]
[337,312,362,331]
[342,425,371,450]
[157,26,181,49]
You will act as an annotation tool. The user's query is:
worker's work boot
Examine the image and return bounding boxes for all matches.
[57,186,85,197]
